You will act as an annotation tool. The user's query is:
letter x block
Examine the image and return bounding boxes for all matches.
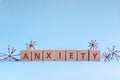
[89,50,100,61]
[20,50,32,61]
[43,50,55,61]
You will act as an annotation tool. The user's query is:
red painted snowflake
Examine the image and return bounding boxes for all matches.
[0,45,20,61]
[25,40,37,50]
[102,52,111,62]
[88,40,98,50]
[107,45,120,60]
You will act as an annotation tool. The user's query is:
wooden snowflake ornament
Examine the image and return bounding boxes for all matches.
[88,40,98,50]
[107,45,120,60]
[102,52,111,62]
[25,40,37,50]
[0,45,20,61]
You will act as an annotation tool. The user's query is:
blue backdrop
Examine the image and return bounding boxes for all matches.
[0,0,120,80]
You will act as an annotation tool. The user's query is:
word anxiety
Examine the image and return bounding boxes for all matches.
[20,40,100,61]
[20,50,100,61]
[1,40,120,62]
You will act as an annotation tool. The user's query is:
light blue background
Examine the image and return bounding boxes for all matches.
[0,0,120,80]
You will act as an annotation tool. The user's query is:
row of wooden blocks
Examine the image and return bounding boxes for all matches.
[20,50,100,61]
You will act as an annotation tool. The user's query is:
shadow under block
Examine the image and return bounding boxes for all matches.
[89,50,100,61]
[20,50,32,61]
[77,50,88,61]
[43,50,55,61]
[55,50,66,61]
[32,50,42,61]
[66,50,77,61]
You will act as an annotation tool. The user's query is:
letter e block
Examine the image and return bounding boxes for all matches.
[66,50,77,61]
[20,50,32,61]
[77,50,88,61]
[32,50,42,61]
[55,50,65,61]
[43,50,55,61]
[89,50,100,61]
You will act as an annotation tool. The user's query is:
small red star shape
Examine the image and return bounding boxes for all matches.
[107,45,120,60]
[88,40,98,50]
[25,40,37,50]
[102,52,111,62]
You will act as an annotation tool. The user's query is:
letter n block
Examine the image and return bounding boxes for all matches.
[20,50,32,61]
[55,50,65,61]
[32,50,43,61]
[77,50,88,61]
[89,50,100,61]
[43,50,55,61]
[66,50,77,61]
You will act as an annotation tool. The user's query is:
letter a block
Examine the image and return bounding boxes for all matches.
[89,50,100,61]
[43,50,55,61]
[77,50,88,61]
[66,50,77,61]
[32,50,42,61]
[20,50,32,61]
[55,50,65,61]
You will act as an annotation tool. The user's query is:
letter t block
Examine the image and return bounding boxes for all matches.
[77,50,88,61]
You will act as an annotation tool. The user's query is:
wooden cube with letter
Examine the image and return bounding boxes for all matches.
[89,50,100,61]
[20,50,32,61]
[77,50,88,61]
[32,50,43,61]
[43,50,55,61]
[66,50,77,61]
[55,50,66,61]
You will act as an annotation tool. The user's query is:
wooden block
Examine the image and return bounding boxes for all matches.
[66,50,77,61]
[89,50,100,61]
[77,50,88,61]
[43,50,55,61]
[55,50,66,61]
[32,50,42,61]
[20,50,32,61]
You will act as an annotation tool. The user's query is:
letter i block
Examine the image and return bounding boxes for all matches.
[43,50,55,61]
[55,50,65,61]
[77,50,88,61]
[89,50,100,61]
[32,50,43,61]
[20,50,32,61]
[66,50,77,61]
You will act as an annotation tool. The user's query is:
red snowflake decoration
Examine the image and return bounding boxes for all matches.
[102,52,111,62]
[88,40,98,50]
[0,45,20,61]
[25,40,37,50]
[107,45,120,60]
